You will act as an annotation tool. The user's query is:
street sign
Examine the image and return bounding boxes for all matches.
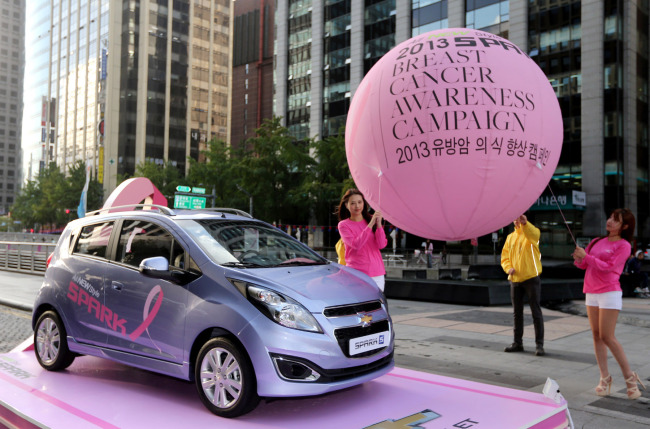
[176,185,191,193]
[192,187,206,194]
[174,195,206,210]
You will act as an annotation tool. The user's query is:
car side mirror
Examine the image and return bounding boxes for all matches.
[139,256,171,278]
[139,256,200,285]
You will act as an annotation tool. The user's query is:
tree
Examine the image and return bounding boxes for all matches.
[237,117,314,224]
[10,179,42,229]
[186,140,241,208]
[134,160,184,205]
[10,161,103,230]
[301,128,354,225]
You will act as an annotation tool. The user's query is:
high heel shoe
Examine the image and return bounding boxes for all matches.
[626,372,646,400]
[595,374,613,396]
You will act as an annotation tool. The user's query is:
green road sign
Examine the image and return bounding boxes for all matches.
[192,187,206,194]
[176,185,192,193]
[174,195,206,210]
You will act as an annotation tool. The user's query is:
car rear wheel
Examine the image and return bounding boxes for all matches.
[34,310,76,371]
[195,337,259,418]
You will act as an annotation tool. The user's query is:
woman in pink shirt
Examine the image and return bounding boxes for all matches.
[336,189,388,291]
[573,208,645,399]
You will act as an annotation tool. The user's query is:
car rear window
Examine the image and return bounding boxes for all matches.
[73,222,114,259]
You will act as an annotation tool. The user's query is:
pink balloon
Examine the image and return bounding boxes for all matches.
[346,28,563,241]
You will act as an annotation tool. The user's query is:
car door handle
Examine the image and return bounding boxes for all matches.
[112,281,124,291]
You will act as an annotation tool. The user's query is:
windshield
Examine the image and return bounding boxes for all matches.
[177,219,327,268]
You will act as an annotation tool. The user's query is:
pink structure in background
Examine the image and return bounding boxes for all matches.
[102,177,167,212]
[0,340,569,429]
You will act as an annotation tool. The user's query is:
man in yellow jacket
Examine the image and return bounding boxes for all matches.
[501,214,545,356]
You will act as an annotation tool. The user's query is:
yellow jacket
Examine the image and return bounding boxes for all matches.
[501,221,542,282]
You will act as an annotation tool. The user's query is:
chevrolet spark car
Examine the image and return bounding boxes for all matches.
[32,205,394,417]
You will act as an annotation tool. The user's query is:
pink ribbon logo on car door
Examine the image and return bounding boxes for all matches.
[129,285,164,341]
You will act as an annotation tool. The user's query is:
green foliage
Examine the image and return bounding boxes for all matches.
[9,118,356,230]
[0,215,10,232]
[236,117,315,224]
[186,140,241,208]
[10,161,103,231]
[134,160,184,205]
[301,127,353,224]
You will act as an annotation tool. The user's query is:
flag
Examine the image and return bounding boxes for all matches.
[77,164,91,218]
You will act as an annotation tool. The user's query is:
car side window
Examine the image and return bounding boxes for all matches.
[72,222,114,259]
[116,220,184,269]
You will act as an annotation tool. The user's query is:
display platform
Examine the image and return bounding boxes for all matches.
[0,339,568,429]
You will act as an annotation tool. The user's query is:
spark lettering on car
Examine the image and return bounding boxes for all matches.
[67,281,159,338]
[67,281,127,336]
[101,305,113,326]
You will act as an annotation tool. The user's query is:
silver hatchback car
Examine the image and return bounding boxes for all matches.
[32,206,394,417]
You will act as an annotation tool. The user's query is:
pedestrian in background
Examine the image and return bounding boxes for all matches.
[572,208,646,399]
[501,214,545,356]
[425,239,434,268]
[336,189,388,291]
[624,250,649,297]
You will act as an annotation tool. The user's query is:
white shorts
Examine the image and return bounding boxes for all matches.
[585,291,622,310]
[371,275,385,292]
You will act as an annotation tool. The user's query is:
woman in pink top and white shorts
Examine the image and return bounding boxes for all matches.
[573,208,645,399]
[336,189,388,291]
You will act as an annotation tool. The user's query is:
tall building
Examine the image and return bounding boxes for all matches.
[0,0,24,214]
[231,0,275,149]
[21,0,231,195]
[274,0,650,256]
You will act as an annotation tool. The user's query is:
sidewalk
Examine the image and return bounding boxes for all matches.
[1,271,649,428]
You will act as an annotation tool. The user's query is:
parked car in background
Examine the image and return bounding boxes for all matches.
[32,206,394,417]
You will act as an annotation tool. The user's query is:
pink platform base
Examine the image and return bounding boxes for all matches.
[1,340,568,429]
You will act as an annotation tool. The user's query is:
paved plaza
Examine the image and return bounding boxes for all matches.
[1,270,648,427]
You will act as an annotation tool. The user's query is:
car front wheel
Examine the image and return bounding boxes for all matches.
[195,337,259,418]
[34,310,75,371]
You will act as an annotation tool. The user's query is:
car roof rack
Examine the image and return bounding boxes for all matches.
[85,204,176,217]
[195,208,253,218]
[85,205,253,219]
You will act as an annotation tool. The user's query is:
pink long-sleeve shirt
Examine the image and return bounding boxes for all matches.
[338,219,387,277]
[574,237,631,294]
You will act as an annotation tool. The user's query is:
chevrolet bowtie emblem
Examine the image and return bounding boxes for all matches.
[359,313,373,327]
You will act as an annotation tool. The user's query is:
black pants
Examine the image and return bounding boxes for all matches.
[510,276,544,347]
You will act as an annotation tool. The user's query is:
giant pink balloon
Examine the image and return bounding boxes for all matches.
[346,28,563,241]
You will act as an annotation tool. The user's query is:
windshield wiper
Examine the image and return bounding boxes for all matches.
[275,260,325,267]
[221,261,265,268]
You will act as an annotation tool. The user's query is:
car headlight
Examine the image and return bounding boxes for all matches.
[232,281,322,333]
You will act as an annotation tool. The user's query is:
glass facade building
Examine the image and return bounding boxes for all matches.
[231,0,275,149]
[274,0,650,255]
[21,0,231,195]
[286,0,312,140]
[0,0,23,214]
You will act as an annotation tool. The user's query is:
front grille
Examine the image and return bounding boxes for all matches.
[323,300,382,317]
[334,319,390,358]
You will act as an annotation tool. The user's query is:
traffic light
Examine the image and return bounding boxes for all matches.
[65,209,70,214]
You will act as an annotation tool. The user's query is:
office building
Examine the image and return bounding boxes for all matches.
[21,0,231,194]
[0,0,24,214]
[274,0,650,255]
[231,0,275,149]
